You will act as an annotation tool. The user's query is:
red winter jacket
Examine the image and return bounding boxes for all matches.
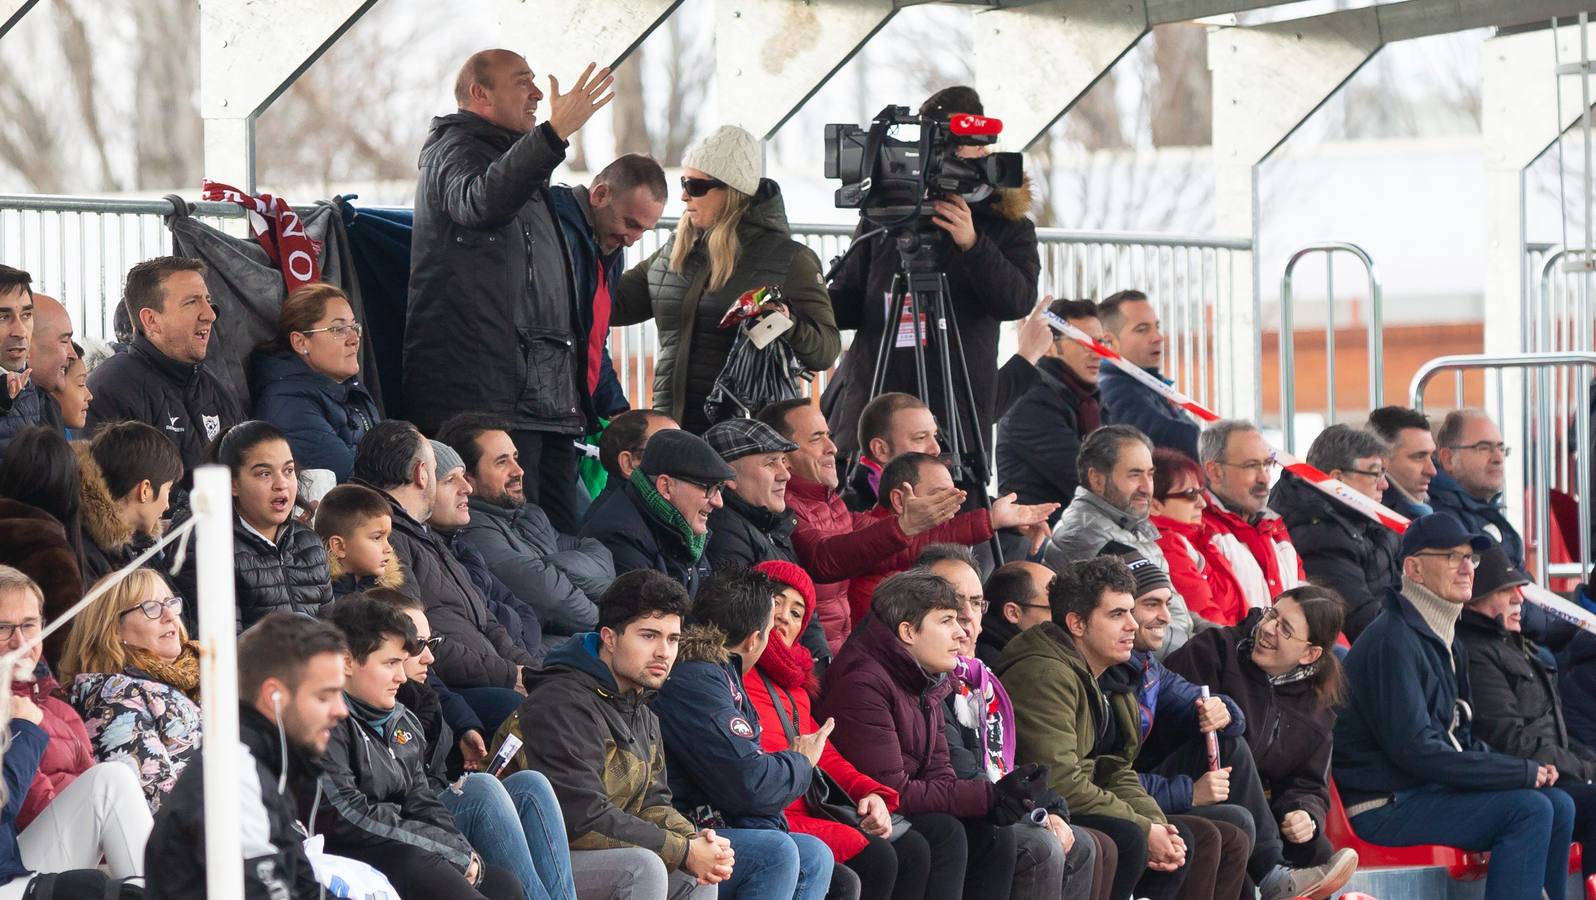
[1152,514,1249,627]
[743,669,899,860]
[818,615,994,818]
[13,667,94,829]
[845,508,995,627]
[787,477,919,654]
[1201,494,1304,609]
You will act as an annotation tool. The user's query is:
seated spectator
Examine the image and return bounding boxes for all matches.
[146,612,349,899]
[849,453,1054,629]
[427,440,546,665]
[250,283,381,483]
[592,408,679,512]
[743,560,959,900]
[1458,547,1596,882]
[86,256,242,483]
[1096,291,1197,459]
[579,428,731,597]
[613,124,841,435]
[0,266,64,461]
[843,392,943,511]
[315,483,402,598]
[199,421,332,631]
[760,398,963,653]
[75,421,183,587]
[495,570,728,899]
[25,292,74,400]
[824,568,1081,900]
[1043,425,1195,652]
[1167,587,1350,870]
[1334,513,1573,900]
[0,564,150,895]
[997,557,1193,900]
[996,299,1106,526]
[924,545,1096,900]
[1367,406,1436,518]
[1269,424,1400,641]
[1429,408,1523,567]
[653,568,835,899]
[48,348,91,435]
[1199,420,1303,608]
[314,596,521,899]
[1121,557,1357,900]
[976,561,1055,668]
[370,589,577,900]
[703,417,800,569]
[441,414,615,643]
[0,426,84,662]
[1148,448,1247,627]
[58,568,201,813]
[349,421,534,719]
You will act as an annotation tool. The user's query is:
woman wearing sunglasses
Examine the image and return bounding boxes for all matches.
[613,125,840,434]
[59,567,203,813]
[1164,586,1350,871]
[1149,447,1249,627]
[251,282,381,484]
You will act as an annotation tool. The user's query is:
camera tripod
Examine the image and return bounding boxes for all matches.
[856,225,1005,565]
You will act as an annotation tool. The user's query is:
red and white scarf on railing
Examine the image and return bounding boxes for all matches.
[201,180,323,292]
[1043,311,1596,635]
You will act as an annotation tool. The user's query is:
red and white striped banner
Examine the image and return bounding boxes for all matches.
[201,180,323,293]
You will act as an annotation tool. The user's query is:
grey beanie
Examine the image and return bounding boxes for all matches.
[682,125,763,196]
[430,440,464,480]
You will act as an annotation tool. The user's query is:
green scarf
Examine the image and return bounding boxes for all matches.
[630,468,709,561]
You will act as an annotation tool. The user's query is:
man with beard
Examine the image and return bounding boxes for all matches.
[0,267,62,460]
[442,414,616,646]
[147,613,351,899]
[1198,421,1303,611]
[1044,425,1195,654]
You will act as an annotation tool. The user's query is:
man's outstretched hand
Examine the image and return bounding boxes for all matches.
[547,63,615,140]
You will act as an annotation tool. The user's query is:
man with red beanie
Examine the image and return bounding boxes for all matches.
[746,560,966,900]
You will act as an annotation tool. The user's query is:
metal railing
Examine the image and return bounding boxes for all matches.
[1279,241,1384,454]
[1412,351,1596,586]
[0,192,1253,419]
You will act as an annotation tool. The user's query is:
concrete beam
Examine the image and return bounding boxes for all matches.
[498,0,683,91]
[200,0,377,190]
[0,0,37,41]
[971,0,1149,150]
[714,0,896,140]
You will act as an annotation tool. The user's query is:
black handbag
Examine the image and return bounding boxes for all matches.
[23,872,142,900]
[758,672,912,841]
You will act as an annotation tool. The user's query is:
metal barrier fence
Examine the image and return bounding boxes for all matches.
[0,193,1252,419]
[1278,242,1384,455]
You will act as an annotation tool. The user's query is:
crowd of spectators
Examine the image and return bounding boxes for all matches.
[0,43,1587,900]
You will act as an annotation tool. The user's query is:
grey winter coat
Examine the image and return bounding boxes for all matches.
[453,496,615,639]
[1044,487,1194,654]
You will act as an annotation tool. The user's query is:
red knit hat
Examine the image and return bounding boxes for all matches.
[754,560,817,616]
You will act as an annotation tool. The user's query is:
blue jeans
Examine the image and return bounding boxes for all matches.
[717,828,833,900]
[441,772,577,900]
[1350,785,1575,900]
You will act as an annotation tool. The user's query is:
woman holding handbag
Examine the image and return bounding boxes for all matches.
[745,561,961,900]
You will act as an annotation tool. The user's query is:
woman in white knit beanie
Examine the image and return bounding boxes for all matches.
[609,125,841,433]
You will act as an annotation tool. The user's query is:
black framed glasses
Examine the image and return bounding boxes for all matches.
[416,635,446,654]
[299,323,363,339]
[676,477,726,499]
[1342,466,1387,480]
[1413,549,1482,569]
[680,176,726,198]
[120,596,183,620]
[0,619,41,642]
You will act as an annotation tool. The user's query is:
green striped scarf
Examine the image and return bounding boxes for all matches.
[630,468,708,561]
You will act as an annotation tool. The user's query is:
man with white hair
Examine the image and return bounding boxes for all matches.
[1199,421,1303,610]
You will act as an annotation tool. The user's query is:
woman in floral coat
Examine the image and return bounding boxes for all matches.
[59,567,201,812]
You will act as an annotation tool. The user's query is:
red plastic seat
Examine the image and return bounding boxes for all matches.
[1324,779,1489,880]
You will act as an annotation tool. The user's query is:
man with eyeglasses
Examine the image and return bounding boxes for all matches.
[1334,512,1576,900]
[975,561,1057,667]
[581,428,731,598]
[1429,409,1524,569]
[1198,420,1304,611]
[1267,424,1401,642]
[406,49,615,533]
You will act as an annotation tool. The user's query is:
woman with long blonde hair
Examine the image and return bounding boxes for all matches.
[612,125,840,433]
[60,567,201,813]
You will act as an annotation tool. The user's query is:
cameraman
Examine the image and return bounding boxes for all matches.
[822,85,1042,470]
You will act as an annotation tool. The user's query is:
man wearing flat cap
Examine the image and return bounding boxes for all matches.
[579,428,734,598]
[703,416,834,672]
[1333,513,1576,900]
